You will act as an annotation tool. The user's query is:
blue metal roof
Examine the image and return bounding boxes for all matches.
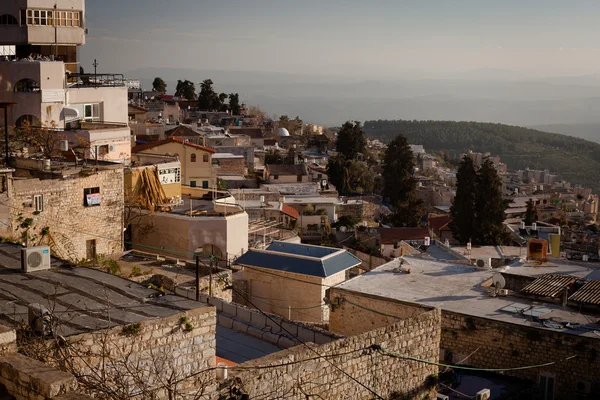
[235,242,361,278]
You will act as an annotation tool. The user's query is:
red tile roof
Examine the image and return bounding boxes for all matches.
[132,137,215,154]
[428,215,452,232]
[281,204,299,220]
[380,227,430,245]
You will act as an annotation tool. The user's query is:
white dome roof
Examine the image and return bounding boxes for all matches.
[277,127,290,137]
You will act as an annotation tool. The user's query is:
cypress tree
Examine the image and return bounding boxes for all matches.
[524,198,538,226]
[450,155,477,244]
[473,157,508,245]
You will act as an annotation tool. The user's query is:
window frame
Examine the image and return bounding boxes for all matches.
[83,187,100,207]
[539,373,556,400]
[33,194,43,212]
[203,153,209,162]
[190,153,197,163]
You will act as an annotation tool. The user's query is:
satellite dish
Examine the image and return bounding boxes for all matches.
[492,273,506,290]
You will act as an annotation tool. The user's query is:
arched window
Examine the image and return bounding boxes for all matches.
[203,153,209,162]
[14,79,40,93]
[15,115,40,128]
[0,14,18,25]
[190,153,196,163]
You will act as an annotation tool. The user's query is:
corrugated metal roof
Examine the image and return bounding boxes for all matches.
[569,280,600,305]
[235,242,361,278]
[521,274,578,298]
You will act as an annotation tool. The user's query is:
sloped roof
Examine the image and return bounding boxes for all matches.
[235,241,361,278]
[266,164,307,176]
[227,127,264,139]
[132,137,215,154]
[166,125,201,137]
[429,215,452,232]
[380,227,430,245]
[280,204,299,219]
[128,104,148,113]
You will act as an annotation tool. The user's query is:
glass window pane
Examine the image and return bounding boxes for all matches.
[92,104,99,118]
[84,104,92,118]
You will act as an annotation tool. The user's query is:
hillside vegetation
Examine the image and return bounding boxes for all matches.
[364,120,600,191]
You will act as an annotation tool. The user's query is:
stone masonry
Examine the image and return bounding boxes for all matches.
[218,309,441,400]
[0,168,124,261]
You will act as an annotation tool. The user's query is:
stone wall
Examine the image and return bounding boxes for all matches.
[343,247,387,272]
[328,288,600,400]
[214,158,246,175]
[219,309,441,400]
[0,325,16,356]
[441,311,600,399]
[182,291,341,349]
[328,289,431,337]
[0,168,124,261]
[62,306,216,398]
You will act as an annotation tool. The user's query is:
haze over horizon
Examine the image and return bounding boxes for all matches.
[82,1,600,132]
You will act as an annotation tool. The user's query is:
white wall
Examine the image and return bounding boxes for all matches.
[67,86,128,124]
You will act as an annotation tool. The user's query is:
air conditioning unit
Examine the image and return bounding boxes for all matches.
[475,258,491,270]
[21,246,51,273]
[576,380,591,394]
[28,303,52,336]
[476,389,491,400]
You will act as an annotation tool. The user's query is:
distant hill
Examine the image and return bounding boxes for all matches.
[529,123,600,144]
[364,120,600,191]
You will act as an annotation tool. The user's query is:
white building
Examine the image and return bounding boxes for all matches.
[0,0,131,164]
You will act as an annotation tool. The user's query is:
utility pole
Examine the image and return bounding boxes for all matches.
[195,255,200,301]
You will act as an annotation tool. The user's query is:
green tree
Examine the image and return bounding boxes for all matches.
[278,115,302,135]
[524,198,538,226]
[336,121,366,160]
[174,80,196,100]
[473,157,509,245]
[152,77,167,94]
[265,149,283,164]
[198,79,217,109]
[327,155,348,193]
[450,155,477,244]
[385,193,424,227]
[346,160,375,194]
[382,134,416,206]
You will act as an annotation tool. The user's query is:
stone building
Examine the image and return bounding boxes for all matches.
[328,256,600,399]
[0,159,124,261]
[234,241,361,323]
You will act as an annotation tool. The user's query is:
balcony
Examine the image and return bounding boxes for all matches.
[66,73,126,88]
[65,120,128,131]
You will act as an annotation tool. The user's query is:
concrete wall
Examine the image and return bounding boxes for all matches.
[67,86,128,124]
[234,267,346,324]
[214,157,246,175]
[131,211,248,261]
[0,168,124,260]
[219,309,441,400]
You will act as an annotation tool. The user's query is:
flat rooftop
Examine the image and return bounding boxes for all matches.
[337,257,600,338]
[0,243,209,336]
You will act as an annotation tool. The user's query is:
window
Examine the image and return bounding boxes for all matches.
[83,187,100,207]
[190,181,197,187]
[203,154,209,162]
[24,9,80,27]
[14,79,40,93]
[317,173,322,179]
[190,153,197,162]
[273,174,279,180]
[83,104,100,120]
[297,175,302,182]
[0,14,18,25]
[202,181,209,189]
[539,374,555,400]
[33,195,43,212]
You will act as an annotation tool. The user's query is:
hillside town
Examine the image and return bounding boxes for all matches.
[0,2,599,400]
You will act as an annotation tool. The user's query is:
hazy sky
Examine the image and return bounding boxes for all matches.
[81,0,600,79]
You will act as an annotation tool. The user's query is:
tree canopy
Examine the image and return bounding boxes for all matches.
[450,156,509,245]
[326,156,374,195]
[152,77,167,94]
[364,119,600,192]
[174,80,196,100]
[336,121,366,160]
[524,198,538,226]
[229,93,241,115]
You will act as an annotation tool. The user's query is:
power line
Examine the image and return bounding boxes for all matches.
[230,286,385,400]
[378,346,577,372]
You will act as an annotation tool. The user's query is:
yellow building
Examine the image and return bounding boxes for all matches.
[132,137,216,188]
